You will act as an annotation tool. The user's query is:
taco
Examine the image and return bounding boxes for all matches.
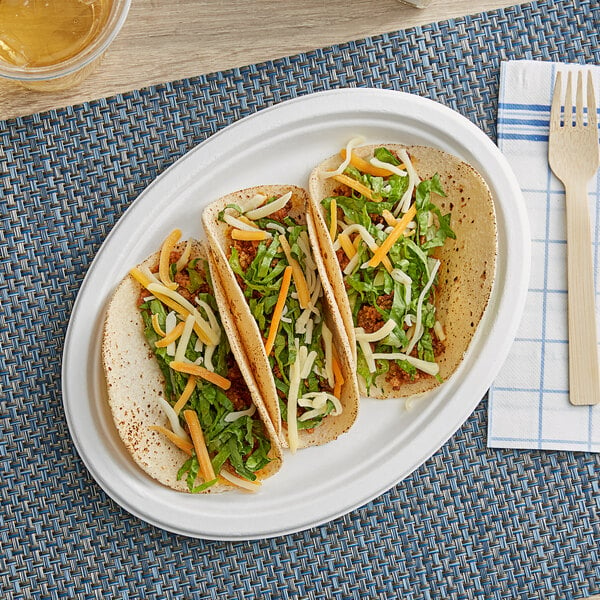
[308,140,497,398]
[202,185,358,452]
[101,235,282,493]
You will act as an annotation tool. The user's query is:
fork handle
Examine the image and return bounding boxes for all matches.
[565,183,600,405]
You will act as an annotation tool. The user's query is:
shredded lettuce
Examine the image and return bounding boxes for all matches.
[140,258,273,493]
[374,147,401,166]
[322,147,455,385]
[225,202,336,430]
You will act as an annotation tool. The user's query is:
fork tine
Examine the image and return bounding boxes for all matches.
[576,71,584,126]
[550,71,563,130]
[565,71,574,127]
[587,70,598,128]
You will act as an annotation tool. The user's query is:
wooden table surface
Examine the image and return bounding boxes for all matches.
[0,0,520,121]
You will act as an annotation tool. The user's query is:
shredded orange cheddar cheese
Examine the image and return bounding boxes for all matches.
[264,265,293,356]
[332,174,377,201]
[332,356,344,399]
[155,321,185,348]
[170,361,231,390]
[278,235,310,309]
[159,229,181,290]
[231,229,269,241]
[382,209,398,227]
[337,233,356,260]
[151,313,166,337]
[369,204,417,268]
[149,425,193,455]
[131,266,213,345]
[173,375,197,414]
[340,149,391,177]
[329,198,338,241]
[183,410,216,482]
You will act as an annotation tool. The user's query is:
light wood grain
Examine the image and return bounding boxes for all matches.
[0,0,520,120]
[548,70,600,406]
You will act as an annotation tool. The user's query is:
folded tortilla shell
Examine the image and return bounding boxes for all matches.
[308,145,497,398]
[202,185,359,449]
[101,240,282,493]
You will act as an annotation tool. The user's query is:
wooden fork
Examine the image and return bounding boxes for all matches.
[548,70,600,406]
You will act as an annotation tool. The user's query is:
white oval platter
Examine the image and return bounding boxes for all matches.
[62,88,530,540]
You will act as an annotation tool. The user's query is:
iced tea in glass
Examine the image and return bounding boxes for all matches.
[0,0,130,90]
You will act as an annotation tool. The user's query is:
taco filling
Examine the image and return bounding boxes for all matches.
[218,192,344,452]
[319,142,456,393]
[129,233,276,492]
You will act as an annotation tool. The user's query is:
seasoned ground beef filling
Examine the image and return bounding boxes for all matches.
[336,248,350,272]
[225,359,252,411]
[369,212,386,226]
[230,203,291,271]
[137,251,210,306]
[232,239,260,270]
[376,294,394,311]
[386,362,419,389]
[268,204,292,222]
[357,305,384,334]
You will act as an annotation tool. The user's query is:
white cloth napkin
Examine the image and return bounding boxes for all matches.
[487,60,600,453]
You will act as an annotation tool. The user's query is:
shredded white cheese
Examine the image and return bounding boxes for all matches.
[175,240,192,272]
[139,265,162,286]
[369,157,407,176]
[195,299,221,343]
[174,314,195,363]
[322,135,366,178]
[224,404,257,423]
[338,223,378,252]
[287,355,301,453]
[219,469,261,492]
[242,193,268,212]
[321,323,334,388]
[390,268,412,306]
[147,282,219,345]
[157,397,190,441]
[265,221,287,235]
[300,350,318,379]
[204,343,215,372]
[355,319,397,343]
[434,320,446,341]
[297,233,316,270]
[305,319,314,345]
[280,304,292,324]
[395,149,421,215]
[165,311,177,356]
[358,337,377,373]
[298,391,342,418]
[223,213,265,233]
[404,259,440,357]
[295,307,312,334]
[371,352,439,376]
[245,191,292,220]
[344,252,361,275]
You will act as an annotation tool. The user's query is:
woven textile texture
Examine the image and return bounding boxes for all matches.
[1,0,599,598]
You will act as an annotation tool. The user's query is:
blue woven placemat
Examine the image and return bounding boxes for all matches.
[1,0,599,598]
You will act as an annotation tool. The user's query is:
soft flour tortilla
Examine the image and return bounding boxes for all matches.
[202,185,359,449]
[308,144,497,398]
[101,240,282,493]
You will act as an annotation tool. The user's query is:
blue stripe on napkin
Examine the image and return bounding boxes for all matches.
[488,60,600,453]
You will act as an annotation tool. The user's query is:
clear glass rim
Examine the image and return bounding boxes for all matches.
[0,0,131,81]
